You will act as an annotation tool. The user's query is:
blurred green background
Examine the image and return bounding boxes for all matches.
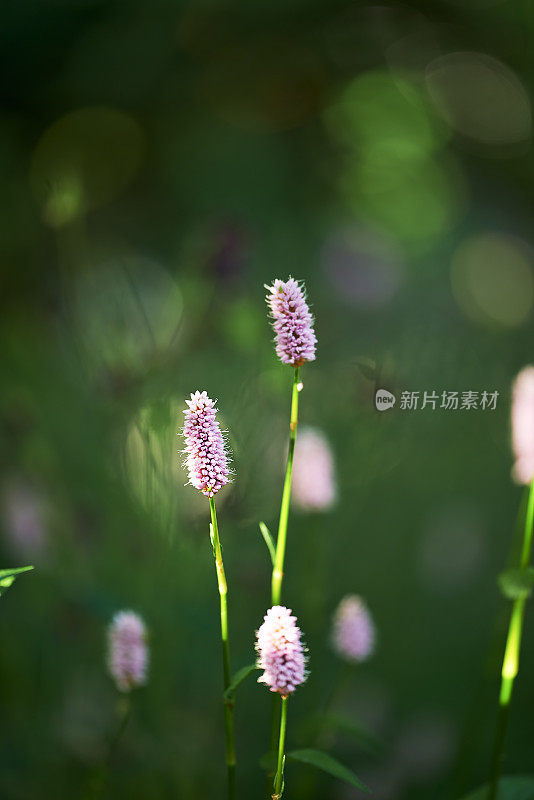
[2,0,534,797]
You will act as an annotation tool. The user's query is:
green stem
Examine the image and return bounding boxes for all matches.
[448,488,530,799]
[84,695,131,800]
[267,368,300,788]
[271,367,300,605]
[488,477,534,800]
[107,695,132,767]
[273,696,289,800]
[209,498,236,800]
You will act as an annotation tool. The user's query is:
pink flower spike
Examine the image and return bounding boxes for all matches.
[511,366,534,485]
[181,391,231,498]
[255,605,307,696]
[108,611,148,692]
[265,278,317,367]
[332,595,375,664]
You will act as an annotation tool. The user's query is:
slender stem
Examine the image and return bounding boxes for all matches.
[448,488,530,799]
[519,478,534,568]
[273,696,289,800]
[488,477,534,799]
[84,695,131,799]
[209,498,236,800]
[267,367,300,788]
[271,367,300,605]
[107,695,132,766]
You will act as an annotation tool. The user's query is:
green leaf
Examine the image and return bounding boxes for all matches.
[298,713,382,756]
[259,522,276,567]
[321,713,383,755]
[0,566,34,598]
[287,749,370,793]
[459,775,534,800]
[0,566,34,579]
[223,663,258,702]
[498,568,534,600]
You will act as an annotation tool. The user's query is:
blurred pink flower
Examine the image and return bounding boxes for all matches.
[332,595,375,663]
[255,605,307,696]
[1,478,47,558]
[292,427,336,512]
[107,611,148,692]
[265,278,317,367]
[322,224,403,309]
[511,366,534,484]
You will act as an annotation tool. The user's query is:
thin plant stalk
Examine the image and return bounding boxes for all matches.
[272,696,289,800]
[271,366,301,605]
[488,476,534,799]
[209,498,236,800]
[107,695,132,767]
[85,695,132,800]
[268,367,300,774]
[448,488,530,798]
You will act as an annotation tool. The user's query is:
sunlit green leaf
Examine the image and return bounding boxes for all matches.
[0,576,16,596]
[0,566,34,598]
[287,749,370,793]
[259,522,276,566]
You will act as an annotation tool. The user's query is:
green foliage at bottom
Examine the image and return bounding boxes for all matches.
[287,748,370,793]
[460,776,534,800]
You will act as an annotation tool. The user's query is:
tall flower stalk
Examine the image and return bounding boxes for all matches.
[489,476,534,799]
[271,365,301,605]
[210,496,236,797]
[265,278,316,767]
[265,277,316,602]
[181,391,235,799]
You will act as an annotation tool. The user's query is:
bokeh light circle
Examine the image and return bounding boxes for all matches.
[426,52,531,147]
[451,232,534,327]
[30,107,144,226]
[322,223,403,308]
[326,70,445,156]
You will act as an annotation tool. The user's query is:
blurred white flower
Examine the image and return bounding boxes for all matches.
[511,366,534,485]
[107,611,149,692]
[331,595,375,663]
[292,427,337,512]
[322,224,403,309]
